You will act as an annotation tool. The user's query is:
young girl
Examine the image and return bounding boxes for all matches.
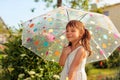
[59,20,92,80]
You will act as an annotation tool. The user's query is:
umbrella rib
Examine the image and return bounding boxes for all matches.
[85,23,119,35]
[91,38,108,60]
[79,13,88,21]
[65,8,70,21]
[56,31,66,37]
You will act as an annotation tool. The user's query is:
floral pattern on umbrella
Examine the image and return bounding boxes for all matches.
[22,6,120,63]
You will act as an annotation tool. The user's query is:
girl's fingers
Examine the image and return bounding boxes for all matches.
[66,77,68,80]
[63,44,68,48]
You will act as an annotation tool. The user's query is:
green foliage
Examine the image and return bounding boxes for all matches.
[36,0,54,8]
[91,8,103,13]
[0,21,9,34]
[87,68,118,80]
[92,49,120,69]
[69,0,89,10]
[85,63,95,75]
[34,0,89,10]
[0,29,62,80]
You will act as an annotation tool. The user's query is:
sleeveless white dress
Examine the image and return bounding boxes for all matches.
[60,46,87,80]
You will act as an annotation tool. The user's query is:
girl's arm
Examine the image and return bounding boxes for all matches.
[68,47,86,80]
[59,46,71,66]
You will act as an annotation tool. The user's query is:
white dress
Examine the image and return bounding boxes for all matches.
[60,46,87,80]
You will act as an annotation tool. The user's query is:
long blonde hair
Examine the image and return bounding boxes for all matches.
[66,20,92,56]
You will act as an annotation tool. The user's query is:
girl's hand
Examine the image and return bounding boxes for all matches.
[59,46,72,66]
[66,77,68,80]
[68,73,75,80]
[62,46,72,55]
[66,75,74,80]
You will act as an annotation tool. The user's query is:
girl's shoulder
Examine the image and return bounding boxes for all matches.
[77,46,87,57]
[77,46,85,52]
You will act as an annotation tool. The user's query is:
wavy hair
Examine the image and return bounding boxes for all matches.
[66,20,92,56]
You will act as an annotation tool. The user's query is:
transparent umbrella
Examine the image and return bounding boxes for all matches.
[22,6,120,63]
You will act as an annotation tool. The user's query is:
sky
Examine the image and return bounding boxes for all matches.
[0,0,120,29]
[0,0,53,29]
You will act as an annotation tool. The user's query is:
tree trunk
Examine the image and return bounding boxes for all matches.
[57,0,62,7]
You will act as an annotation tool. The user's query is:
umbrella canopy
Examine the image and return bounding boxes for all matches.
[22,6,120,63]
[80,13,120,63]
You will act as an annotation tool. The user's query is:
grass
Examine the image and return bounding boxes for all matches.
[87,68,118,80]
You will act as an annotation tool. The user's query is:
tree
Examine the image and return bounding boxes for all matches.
[34,0,89,10]
[0,17,9,34]
[57,0,62,7]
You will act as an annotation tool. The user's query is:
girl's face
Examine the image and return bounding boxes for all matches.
[66,26,81,42]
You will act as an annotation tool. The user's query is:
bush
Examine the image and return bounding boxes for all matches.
[85,63,94,75]
[0,30,62,80]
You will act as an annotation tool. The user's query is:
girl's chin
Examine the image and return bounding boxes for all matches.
[67,38,74,42]
[67,39,73,42]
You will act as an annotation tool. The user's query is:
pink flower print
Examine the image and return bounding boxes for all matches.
[114,33,119,39]
[46,33,55,42]
[96,26,101,30]
[100,50,104,55]
[89,14,93,17]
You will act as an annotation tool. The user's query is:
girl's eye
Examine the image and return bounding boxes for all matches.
[71,30,75,32]
[66,30,76,32]
[66,30,68,32]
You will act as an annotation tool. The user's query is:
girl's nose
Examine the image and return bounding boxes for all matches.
[66,33,71,35]
[66,31,71,34]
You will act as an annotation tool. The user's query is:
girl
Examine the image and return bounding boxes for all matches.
[59,20,92,80]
